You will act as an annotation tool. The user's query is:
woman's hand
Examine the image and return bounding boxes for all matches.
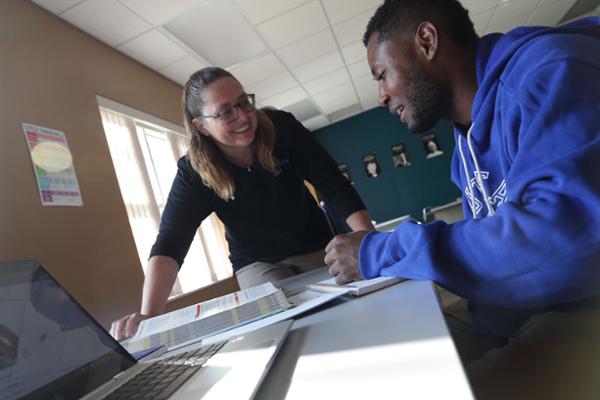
[110,312,151,341]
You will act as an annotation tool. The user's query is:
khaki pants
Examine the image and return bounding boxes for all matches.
[235,249,326,289]
[444,299,600,400]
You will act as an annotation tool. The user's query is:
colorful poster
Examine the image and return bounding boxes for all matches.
[23,123,83,206]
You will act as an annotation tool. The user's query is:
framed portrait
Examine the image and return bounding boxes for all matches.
[421,131,443,159]
[337,163,353,184]
[361,152,381,178]
[390,143,411,167]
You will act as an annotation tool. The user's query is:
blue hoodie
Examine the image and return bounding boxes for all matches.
[359,17,600,337]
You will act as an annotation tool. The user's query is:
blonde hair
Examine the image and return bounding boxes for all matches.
[183,67,278,200]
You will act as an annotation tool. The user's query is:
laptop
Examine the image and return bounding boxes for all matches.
[0,260,292,400]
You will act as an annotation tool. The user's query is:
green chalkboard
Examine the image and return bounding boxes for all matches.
[313,107,461,226]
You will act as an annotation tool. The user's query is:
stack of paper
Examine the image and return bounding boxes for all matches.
[124,282,290,353]
[308,276,404,296]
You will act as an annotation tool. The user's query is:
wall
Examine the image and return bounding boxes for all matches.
[314,107,461,225]
[0,0,185,328]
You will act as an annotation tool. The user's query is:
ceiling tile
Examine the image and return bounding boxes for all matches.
[354,74,380,110]
[312,82,358,114]
[119,0,205,26]
[61,0,152,46]
[31,0,83,14]
[328,103,363,123]
[118,29,188,70]
[321,0,382,25]
[233,0,312,25]
[303,68,350,96]
[539,0,565,6]
[159,56,207,86]
[471,8,495,33]
[228,52,286,87]
[257,1,328,49]
[276,29,337,68]
[488,0,538,26]
[353,73,378,92]
[283,98,321,121]
[164,1,266,67]
[246,71,298,101]
[292,51,344,82]
[459,0,499,17]
[302,114,329,131]
[332,8,377,47]
[528,0,578,26]
[561,0,600,22]
[359,93,380,111]
[486,11,531,34]
[259,86,308,109]
[348,59,371,79]
[341,41,367,65]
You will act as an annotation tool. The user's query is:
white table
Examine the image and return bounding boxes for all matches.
[258,270,473,399]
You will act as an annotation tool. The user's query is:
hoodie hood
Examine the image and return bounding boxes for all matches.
[473,17,600,124]
[451,16,600,220]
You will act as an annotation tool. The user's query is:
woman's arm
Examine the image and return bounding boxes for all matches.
[140,256,179,316]
[110,255,179,340]
[345,209,375,231]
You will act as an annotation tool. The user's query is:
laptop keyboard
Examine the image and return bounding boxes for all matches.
[103,342,227,400]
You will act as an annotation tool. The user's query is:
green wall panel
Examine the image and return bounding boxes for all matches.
[313,107,461,225]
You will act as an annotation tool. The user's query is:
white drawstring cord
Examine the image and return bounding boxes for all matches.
[458,124,495,218]
[458,136,477,218]
[466,125,495,217]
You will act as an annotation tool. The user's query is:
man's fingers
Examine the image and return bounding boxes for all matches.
[324,251,336,267]
[325,235,341,252]
[352,272,364,282]
[334,272,352,285]
[328,264,339,277]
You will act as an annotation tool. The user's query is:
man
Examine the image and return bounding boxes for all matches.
[324,0,600,398]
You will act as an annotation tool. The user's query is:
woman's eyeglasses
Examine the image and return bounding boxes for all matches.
[198,93,256,123]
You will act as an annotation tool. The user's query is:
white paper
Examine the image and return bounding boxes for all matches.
[133,282,278,340]
[316,276,397,289]
[202,288,351,345]
[310,276,403,296]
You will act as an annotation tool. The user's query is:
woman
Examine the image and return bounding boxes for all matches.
[110,67,373,340]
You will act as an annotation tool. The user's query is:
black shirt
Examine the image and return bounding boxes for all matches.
[150,109,366,271]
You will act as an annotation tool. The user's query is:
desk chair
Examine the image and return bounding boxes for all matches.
[422,198,464,224]
[374,215,412,232]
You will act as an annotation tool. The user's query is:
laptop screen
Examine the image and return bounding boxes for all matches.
[0,260,136,400]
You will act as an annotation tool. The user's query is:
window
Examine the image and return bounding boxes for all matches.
[97,97,232,297]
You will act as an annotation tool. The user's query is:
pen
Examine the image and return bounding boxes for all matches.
[319,201,337,236]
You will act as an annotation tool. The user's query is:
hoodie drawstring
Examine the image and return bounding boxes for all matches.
[458,124,495,218]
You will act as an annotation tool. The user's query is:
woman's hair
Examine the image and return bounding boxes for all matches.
[182,67,278,200]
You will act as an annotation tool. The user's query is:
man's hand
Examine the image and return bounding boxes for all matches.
[324,231,370,284]
[110,312,151,341]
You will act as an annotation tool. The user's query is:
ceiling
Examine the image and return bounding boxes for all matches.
[31,0,600,130]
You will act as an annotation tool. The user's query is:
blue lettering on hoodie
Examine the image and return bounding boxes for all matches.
[359,17,600,337]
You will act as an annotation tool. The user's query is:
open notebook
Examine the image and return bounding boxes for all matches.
[308,276,404,296]
[0,260,291,400]
[124,282,291,354]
